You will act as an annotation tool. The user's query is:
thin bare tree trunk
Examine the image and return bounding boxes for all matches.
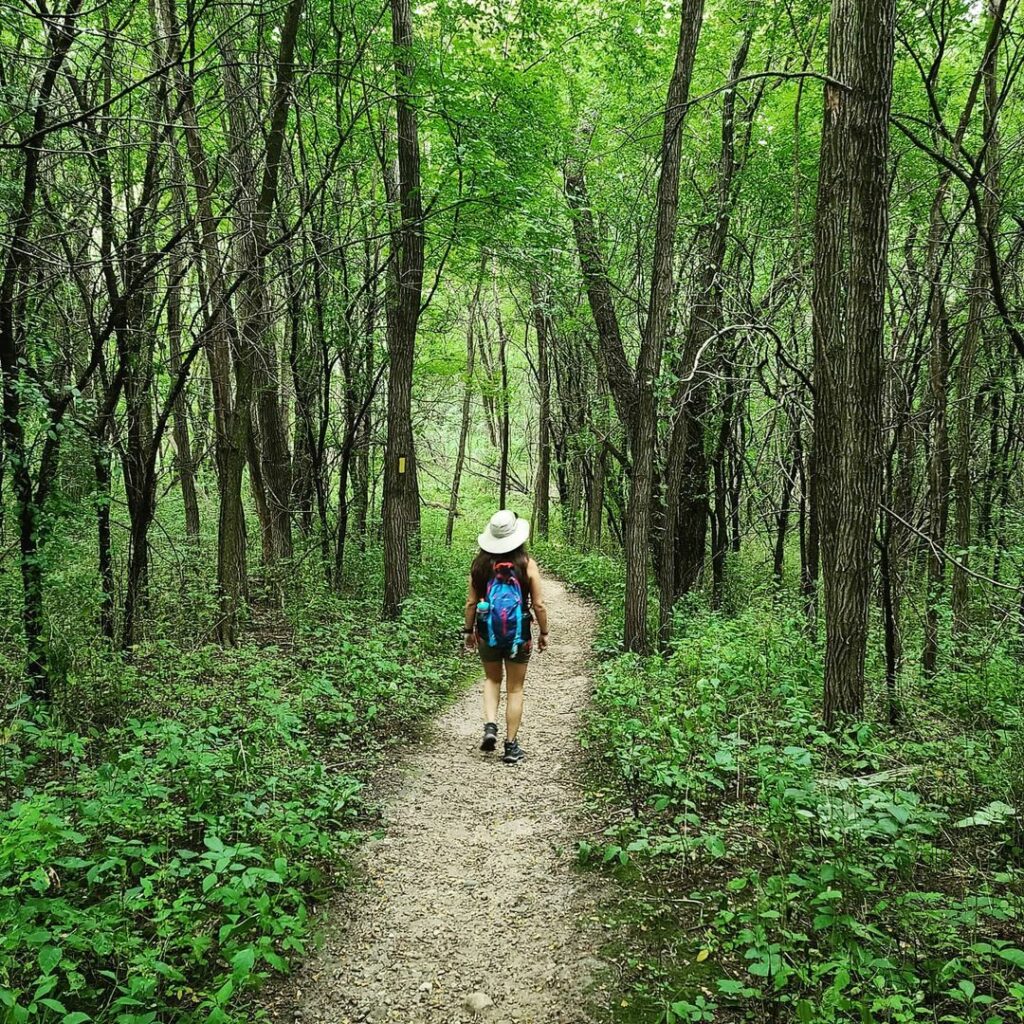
[476,306,500,448]
[953,2,1001,640]
[922,189,952,677]
[531,277,552,539]
[447,277,482,546]
[773,454,798,588]
[167,242,201,539]
[494,277,511,508]
[94,423,115,641]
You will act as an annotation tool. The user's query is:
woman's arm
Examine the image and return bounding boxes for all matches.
[464,575,479,648]
[527,559,549,649]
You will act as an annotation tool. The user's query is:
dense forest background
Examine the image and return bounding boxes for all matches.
[2,0,1024,1020]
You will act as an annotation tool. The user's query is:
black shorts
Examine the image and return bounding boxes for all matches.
[478,635,532,665]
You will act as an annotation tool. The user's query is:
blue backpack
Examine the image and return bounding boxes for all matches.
[479,561,526,657]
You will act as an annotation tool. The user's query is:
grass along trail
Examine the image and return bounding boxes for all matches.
[266,574,606,1023]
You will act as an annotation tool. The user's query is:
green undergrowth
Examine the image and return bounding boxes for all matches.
[532,540,628,655]
[540,541,1024,1024]
[0,521,472,1024]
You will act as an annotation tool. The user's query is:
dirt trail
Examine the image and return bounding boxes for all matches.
[267,574,606,1024]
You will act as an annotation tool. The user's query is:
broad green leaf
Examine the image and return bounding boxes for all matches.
[37,946,62,977]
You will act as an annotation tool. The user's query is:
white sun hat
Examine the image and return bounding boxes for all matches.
[478,509,531,554]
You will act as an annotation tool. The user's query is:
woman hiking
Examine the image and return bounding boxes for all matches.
[463,510,549,764]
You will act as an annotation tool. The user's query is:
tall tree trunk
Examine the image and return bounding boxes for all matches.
[334,437,357,586]
[121,312,157,648]
[587,386,607,550]
[167,244,201,539]
[289,249,318,540]
[729,412,743,553]
[791,51,817,625]
[97,28,159,650]
[624,0,704,653]
[94,425,115,642]
[804,446,820,622]
[447,278,482,546]
[220,1,304,567]
[119,151,159,649]
[879,520,900,724]
[795,421,810,595]
[952,261,988,640]
[550,326,590,545]
[159,0,250,642]
[812,0,894,727]
[922,190,952,677]
[564,166,638,442]
[494,279,511,508]
[353,287,376,549]
[247,424,274,565]
[773,453,798,587]
[586,452,606,550]
[0,0,83,696]
[121,50,206,648]
[890,416,917,678]
[531,278,552,539]
[335,383,383,586]
[336,327,384,584]
[917,3,1002,669]
[712,446,729,603]
[712,366,740,607]
[659,25,748,641]
[382,0,425,619]
[476,308,500,449]
[979,383,999,550]
[953,3,1001,640]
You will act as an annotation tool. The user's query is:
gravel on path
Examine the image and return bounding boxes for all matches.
[264,573,607,1024]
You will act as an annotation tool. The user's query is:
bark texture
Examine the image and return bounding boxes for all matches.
[382,0,425,619]
[812,0,894,726]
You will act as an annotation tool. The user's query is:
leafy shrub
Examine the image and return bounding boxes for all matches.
[554,548,1024,1024]
[533,540,630,655]
[0,525,472,1023]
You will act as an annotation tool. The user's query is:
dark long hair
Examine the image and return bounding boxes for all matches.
[471,545,530,604]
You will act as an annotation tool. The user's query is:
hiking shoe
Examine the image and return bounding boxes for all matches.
[503,738,525,764]
[480,722,498,752]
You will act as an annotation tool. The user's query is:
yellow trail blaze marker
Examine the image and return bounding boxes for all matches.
[398,456,407,474]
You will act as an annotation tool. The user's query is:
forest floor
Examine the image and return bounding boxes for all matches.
[263,574,609,1024]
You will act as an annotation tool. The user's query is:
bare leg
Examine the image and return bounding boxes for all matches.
[482,659,502,724]
[504,660,528,741]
